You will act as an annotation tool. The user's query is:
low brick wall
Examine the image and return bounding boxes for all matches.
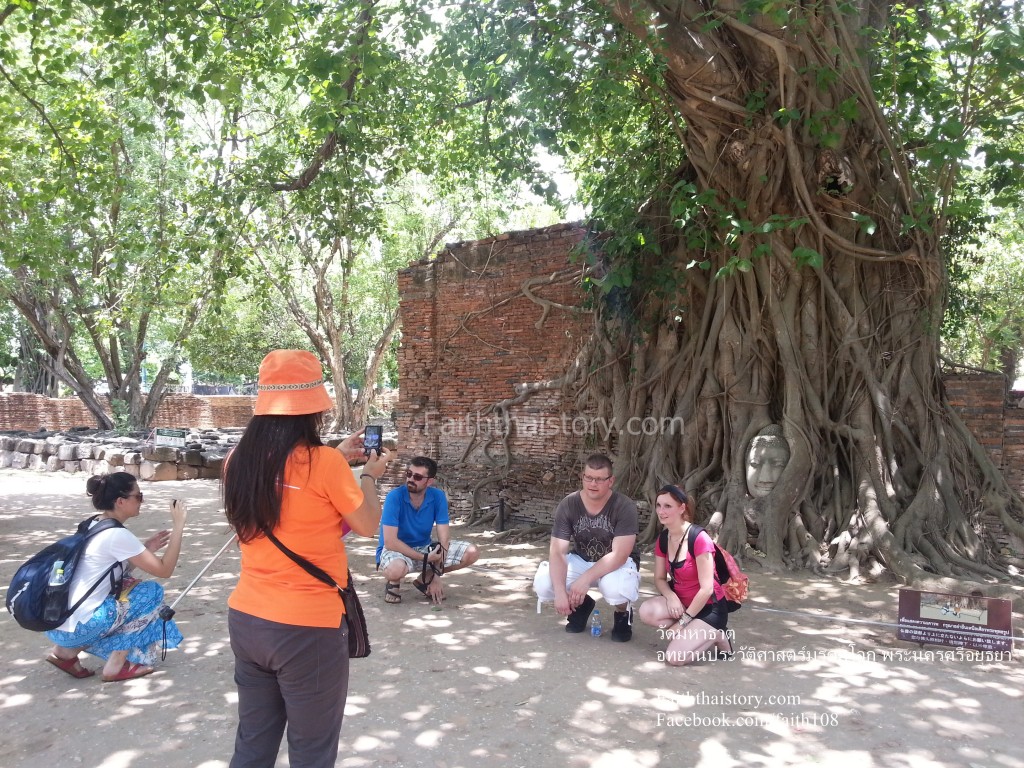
[0,393,257,432]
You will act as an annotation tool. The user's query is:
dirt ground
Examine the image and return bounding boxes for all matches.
[1,468,1022,768]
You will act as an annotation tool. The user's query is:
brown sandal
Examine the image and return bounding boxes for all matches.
[384,581,402,604]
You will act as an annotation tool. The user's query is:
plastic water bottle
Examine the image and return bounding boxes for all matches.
[48,560,66,586]
[590,609,602,637]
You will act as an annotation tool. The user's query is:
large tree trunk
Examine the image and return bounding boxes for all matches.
[581,1,1024,584]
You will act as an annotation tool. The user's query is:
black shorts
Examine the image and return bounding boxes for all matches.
[692,598,729,631]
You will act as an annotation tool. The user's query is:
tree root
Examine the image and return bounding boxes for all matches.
[491,525,551,543]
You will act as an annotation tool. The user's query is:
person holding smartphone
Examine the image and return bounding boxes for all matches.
[222,349,392,768]
[375,456,480,604]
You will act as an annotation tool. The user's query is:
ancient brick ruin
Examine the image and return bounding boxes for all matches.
[394,222,597,526]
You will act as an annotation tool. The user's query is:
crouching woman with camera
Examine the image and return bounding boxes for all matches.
[45,471,188,682]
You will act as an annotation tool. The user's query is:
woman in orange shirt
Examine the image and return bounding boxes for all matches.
[222,350,391,768]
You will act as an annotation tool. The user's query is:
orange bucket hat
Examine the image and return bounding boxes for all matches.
[254,350,334,416]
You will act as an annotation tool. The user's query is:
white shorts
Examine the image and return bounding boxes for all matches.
[533,553,640,609]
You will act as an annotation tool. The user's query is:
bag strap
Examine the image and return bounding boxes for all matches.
[661,528,687,582]
[420,541,446,585]
[686,524,721,605]
[65,517,126,617]
[263,529,348,599]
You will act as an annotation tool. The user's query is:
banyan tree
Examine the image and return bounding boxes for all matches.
[439,0,1024,586]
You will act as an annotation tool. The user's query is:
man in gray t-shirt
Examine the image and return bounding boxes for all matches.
[533,454,640,642]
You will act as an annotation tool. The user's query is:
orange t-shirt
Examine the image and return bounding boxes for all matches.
[228,446,364,627]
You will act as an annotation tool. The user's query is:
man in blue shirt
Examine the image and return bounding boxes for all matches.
[376,457,479,604]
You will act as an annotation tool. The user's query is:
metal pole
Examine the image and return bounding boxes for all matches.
[159,532,237,620]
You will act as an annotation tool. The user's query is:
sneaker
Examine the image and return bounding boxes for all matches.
[565,595,596,633]
[611,606,633,642]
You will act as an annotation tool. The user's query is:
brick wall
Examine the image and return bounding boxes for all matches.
[0,393,256,431]
[395,222,599,524]
[944,374,1006,468]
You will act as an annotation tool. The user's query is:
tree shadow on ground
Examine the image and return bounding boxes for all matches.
[0,472,1021,768]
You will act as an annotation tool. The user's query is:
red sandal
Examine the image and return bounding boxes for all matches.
[101,661,155,683]
[46,654,95,679]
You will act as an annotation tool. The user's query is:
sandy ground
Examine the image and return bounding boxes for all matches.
[1,468,1022,768]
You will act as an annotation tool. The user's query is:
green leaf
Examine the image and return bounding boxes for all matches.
[852,212,876,235]
[792,247,823,268]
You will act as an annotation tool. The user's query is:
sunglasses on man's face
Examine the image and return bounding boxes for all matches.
[406,470,430,482]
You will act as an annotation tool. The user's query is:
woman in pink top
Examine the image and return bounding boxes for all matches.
[638,484,733,665]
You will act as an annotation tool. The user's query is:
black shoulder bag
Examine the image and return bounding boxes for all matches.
[263,529,371,658]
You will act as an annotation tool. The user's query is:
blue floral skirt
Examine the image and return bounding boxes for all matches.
[45,581,183,667]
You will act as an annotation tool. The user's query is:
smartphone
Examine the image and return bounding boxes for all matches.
[363,425,383,457]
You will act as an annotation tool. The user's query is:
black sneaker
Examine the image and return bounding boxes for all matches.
[565,595,596,633]
[611,606,633,642]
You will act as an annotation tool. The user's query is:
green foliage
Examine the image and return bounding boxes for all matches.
[942,181,1024,380]
[184,285,310,386]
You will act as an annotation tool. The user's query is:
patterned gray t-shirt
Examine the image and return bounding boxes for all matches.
[551,491,638,562]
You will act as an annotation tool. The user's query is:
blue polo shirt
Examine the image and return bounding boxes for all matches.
[375,485,450,563]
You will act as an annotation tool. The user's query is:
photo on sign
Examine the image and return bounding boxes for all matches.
[918,590,988,626]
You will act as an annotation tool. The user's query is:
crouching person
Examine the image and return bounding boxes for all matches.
[533,454,639,641]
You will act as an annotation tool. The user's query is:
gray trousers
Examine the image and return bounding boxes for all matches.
[228,608,350,768]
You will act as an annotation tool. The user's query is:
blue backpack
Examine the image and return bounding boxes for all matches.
[6,516,124,631]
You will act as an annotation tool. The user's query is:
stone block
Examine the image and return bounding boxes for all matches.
[16,439,43,454]
[140,461,177,481]
[183,449,204,466]
[176,464,201,480]
[123,452,141,465]
[123,464,140,479]
[143,446,179,463]
[76,444,95,460]
[0,436,16,451]
[105,450,126,466]
[46,455,61,471]
[11,452,30,469]
[62,461,81,473]
[57,444,79,461]
[91,460,110,476]
[202,453,226,471]
[199,466,222,480]
[80,459,94,474]
[27,454,45,470]
[0,450,12,468]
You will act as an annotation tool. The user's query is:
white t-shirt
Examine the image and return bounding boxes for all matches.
[56,521,145,633]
